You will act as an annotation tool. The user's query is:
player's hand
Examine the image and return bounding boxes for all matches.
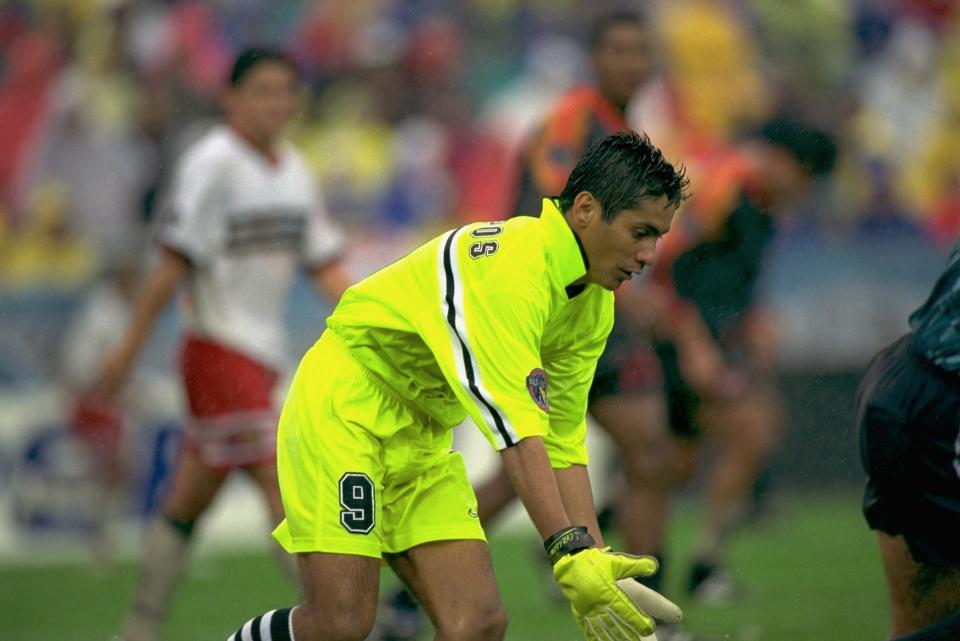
[545,527,682,640]
[91,344,133,400]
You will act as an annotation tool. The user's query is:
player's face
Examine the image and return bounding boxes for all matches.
[592,23,655,108]
[573,193,675,291]
[227,62,299,142]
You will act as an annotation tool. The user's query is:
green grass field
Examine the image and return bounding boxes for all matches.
[2,492,888,641]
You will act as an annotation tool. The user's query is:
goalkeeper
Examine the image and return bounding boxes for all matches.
[227,131,689,641]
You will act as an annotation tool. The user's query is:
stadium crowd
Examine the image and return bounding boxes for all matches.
[1,0,959,298]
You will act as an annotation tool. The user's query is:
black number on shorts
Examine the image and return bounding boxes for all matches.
[470,224,503,238]
[339,473,375,534]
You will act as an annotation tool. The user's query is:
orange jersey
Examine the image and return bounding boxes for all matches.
[511,87,630,216]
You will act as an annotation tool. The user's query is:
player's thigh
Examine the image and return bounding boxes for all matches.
[162,447,231,521]
[295,551,381,641]
[273,331,420,559]
[387,539,507,641]
[243,459,284,524]
[590,391,671,481]
[700,383,783,456]
[877,531,960,633]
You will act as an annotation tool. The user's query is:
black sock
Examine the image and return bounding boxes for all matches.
[163,513,196,538]
[687,559,719,594]
[634,553,666,594]
[228,607,294,641]
[893,611,960,641]
[390,586,419,610]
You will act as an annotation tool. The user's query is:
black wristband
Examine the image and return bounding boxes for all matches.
[544,525,595,565]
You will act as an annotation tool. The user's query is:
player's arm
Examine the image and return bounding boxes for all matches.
[94,139,221,399]
[309,259,352,305]
[93,249,189,398]
[512,437,679,640]
[499,436,574,538]
[553,463,603,543]
[303,175,351,305]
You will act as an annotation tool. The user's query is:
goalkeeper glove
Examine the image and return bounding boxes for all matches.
[545,526,682,641]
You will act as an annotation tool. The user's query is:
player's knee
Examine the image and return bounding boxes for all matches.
[623,450,672,488]
[434,601,508,641]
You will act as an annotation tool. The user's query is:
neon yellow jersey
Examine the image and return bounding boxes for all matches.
[326,199,614,466]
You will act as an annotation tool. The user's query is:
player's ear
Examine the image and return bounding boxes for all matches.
[571,191,601,229]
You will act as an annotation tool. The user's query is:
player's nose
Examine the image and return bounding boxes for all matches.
[635,239,657,265]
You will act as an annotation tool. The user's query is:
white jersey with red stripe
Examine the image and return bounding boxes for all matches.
[158,124,343,368]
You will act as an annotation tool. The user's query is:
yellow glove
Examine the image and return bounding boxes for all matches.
[545,527,682,641]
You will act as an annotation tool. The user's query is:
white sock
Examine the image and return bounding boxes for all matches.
[121,515,191,641]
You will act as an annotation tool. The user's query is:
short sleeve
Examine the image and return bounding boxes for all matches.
[437,226,552,452]
[156,144,225,264]
[302,184,345,268]
[541,328,608,467]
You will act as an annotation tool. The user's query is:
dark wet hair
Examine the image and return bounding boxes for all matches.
[559,131,690,221]
[589,8,648,50]
[758,118,837,178]
[229,48,298,86]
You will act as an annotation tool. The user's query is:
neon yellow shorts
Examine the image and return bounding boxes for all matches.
[272,331,485,558]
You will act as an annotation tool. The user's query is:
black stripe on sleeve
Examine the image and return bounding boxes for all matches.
[442,229,515,447]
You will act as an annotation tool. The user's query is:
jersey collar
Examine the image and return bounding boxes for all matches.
[538,198,589,290]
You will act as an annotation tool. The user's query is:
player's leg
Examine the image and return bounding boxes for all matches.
[859,334,960,638]
[688,382,782,600]
[231,330,411,641]
[386,540,508,641]
[244,458,299,582]
[377,430,496,641]
[122,447,230,641]
[878,531,960,637]
[473,466,518,526]
[589,392,672,564]
[227,552,381,641]
[373,459,516,641]
[69,397,129,562]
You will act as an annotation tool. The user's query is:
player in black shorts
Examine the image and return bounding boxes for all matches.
[638,119,836,604]
[858,243,960,641]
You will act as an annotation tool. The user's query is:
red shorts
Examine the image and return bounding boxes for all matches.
[180,335,279,470]
[69,396,125,470]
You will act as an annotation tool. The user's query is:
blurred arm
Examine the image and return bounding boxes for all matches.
[93,249,189,398]
[309,259,353,305]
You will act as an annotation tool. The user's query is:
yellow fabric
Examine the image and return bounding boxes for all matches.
[552,547,662,639]
[272,332,485,558]
[326,198,614,466]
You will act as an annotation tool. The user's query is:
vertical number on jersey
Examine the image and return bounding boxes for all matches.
[339,473,375,534]
[469,224,503,259]
[470,223,504,238]
[469,241,499,259]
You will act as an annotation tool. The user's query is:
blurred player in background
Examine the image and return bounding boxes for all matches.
[61,255,141,563]
[372,10,669,639]
[92,48,352,641]
[857,240,960,641]
[227,131,689,641]
[641,119,836,605]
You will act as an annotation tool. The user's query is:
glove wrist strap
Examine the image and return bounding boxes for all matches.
[544,525,595,565]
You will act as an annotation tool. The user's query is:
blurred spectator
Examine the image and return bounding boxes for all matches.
[655,0,771,146]
[855,159,926,240]
[60,255,143,563]
[925,169,960,248]
[0,6,64,219]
